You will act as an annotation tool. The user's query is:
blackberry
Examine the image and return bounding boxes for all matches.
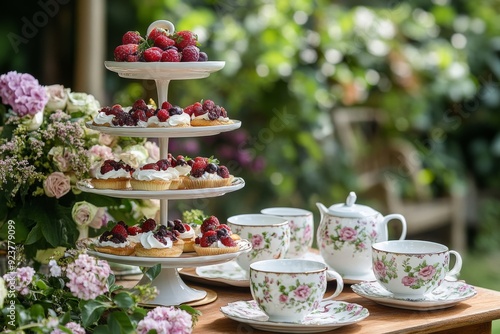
[208,108,220,120]
[216,228,229,238]
[167,220,175,229]
[198,52,208,62]
[173,219,185,233]
[206,233,218,245]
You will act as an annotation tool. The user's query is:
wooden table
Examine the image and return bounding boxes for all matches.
[189,280,500,334]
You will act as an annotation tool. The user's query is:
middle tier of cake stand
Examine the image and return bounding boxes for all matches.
[89,240,251,306]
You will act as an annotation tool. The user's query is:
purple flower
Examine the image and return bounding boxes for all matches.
[0,71,48,117]
[51,322,85,334]
[136,306,193,334]
[2,266,35,296]
[65,253,111,300]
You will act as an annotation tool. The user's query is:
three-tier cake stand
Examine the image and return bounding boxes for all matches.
[78,20,249,306]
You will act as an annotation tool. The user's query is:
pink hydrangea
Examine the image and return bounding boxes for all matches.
[136,306,193,334]
[2,266,35,296]
[51,322,85,334]
[65,253,111,300]
[0,71,48,117]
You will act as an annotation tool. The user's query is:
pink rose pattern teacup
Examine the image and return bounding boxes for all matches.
[372,240,462,297]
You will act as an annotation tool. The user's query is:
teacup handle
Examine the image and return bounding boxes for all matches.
[382,214,407,240]
[445,250,462,281]
[323,270,344,301]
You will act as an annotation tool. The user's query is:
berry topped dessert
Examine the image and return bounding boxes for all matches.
[134,225,184,258]
[193,216,241,256]
[184,99,233,126]
[113,27,209,63]
[92,160,134,190]
[94,221,135,256]
[182,156,233,189]
[130,158,186,191]
[167,219,196,252]
[92,99,191,128]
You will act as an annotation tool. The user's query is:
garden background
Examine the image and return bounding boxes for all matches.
[1,0,499,331]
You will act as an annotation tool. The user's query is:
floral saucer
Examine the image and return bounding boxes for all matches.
[351,280,477,311]
[220,300,369,333]
[341,271,377,285]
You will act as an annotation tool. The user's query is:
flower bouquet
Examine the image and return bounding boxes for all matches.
[0,250,199,333]
[0,71,160,263]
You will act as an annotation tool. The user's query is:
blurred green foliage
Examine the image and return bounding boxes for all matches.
[1,0,499,250]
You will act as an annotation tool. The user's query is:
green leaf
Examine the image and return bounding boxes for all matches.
[108,311,135,334]
[93,325,111,334]
[143,264,161,281]
[113,292,135,309]
[34,278,49,290]
[80,300,108,327]
[24,222,43,245]
[30,304,46,321]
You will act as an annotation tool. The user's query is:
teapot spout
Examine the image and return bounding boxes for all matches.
[316,202,328,219]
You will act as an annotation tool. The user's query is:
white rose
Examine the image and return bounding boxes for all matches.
[21,109,44,131]
[45,85,69,111]
[43,172,71,198]
[0,277,6,309]
[67,92,100,118]
[119,145,149,169]
[48,146,71,172]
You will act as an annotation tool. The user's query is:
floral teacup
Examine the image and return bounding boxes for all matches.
[261,207,314,258]
[227,214,290,275]
[249,259,344,322]
[372,240,462,298]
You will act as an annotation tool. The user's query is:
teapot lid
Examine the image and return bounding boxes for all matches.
[327,192,379,218]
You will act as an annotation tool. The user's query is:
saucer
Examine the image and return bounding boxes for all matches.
[351,280,477,311]
[342,271,377,284]
[220,300,369,333]
[181,252,335,288]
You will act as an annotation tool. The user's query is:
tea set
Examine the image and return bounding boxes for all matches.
[198,191,477,330]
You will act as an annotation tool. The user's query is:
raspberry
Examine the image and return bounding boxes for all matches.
[100,163,114,175]
[154,35,175,50]
[161,101,173,110]
[127,226,142,235]
[191,160,207,177]
[218,224,232,233]
[148,27,168,41]
[132,99,148,110]
[220,107,228,118]
[173,30,198,50]
[157,109,170,122]
[208,106,221,120]
[122,31,144,45]
[201,216,220,233]
[111,104,124,115]
[131,109,147,122]
[143,47,163,62]
[142,163,160,170]
[114,44,139,62]
[126,54,140,62]
[161,49,181,62]
[202,99,216,112]
[200,230,218,247]
[141,218,157,232]
[193,103,206,117]
[181,45,200,62]
[217,165,230,178]
[111,224,128,238]
[145,108,156,119]
[220,236,237,247]
[156,159,171,170]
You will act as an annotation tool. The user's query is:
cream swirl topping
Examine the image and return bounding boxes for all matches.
[93,112,115,125]
[175,164,191,176]
[191,113,230,122]
[96,240,130,248]
[178,227,195,240]
[140,231,171,249]
[95,168,131,179]
[189,173,223,180]
[147,114,190,127]
[132,168,176,181]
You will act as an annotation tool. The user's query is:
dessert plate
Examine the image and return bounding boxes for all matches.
[77,177,244,200]
[351,280,477,311]
[85,120,241,138]
[182,252,337,288]
[220,300,369,333]
[104,61,225,80]
[85,239,252,268]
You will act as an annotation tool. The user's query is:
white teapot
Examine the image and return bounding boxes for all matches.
[316,192,407,279]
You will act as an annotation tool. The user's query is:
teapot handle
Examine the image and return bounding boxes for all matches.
[381,214,407,240]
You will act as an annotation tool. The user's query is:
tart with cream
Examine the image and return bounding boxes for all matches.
[182,156,233,189]
[94,222,135,256]
[92,160,134,190]
[168,219,196,252]
[134,226,184,257]
[184,100,233,127]
[193,216,240,255]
